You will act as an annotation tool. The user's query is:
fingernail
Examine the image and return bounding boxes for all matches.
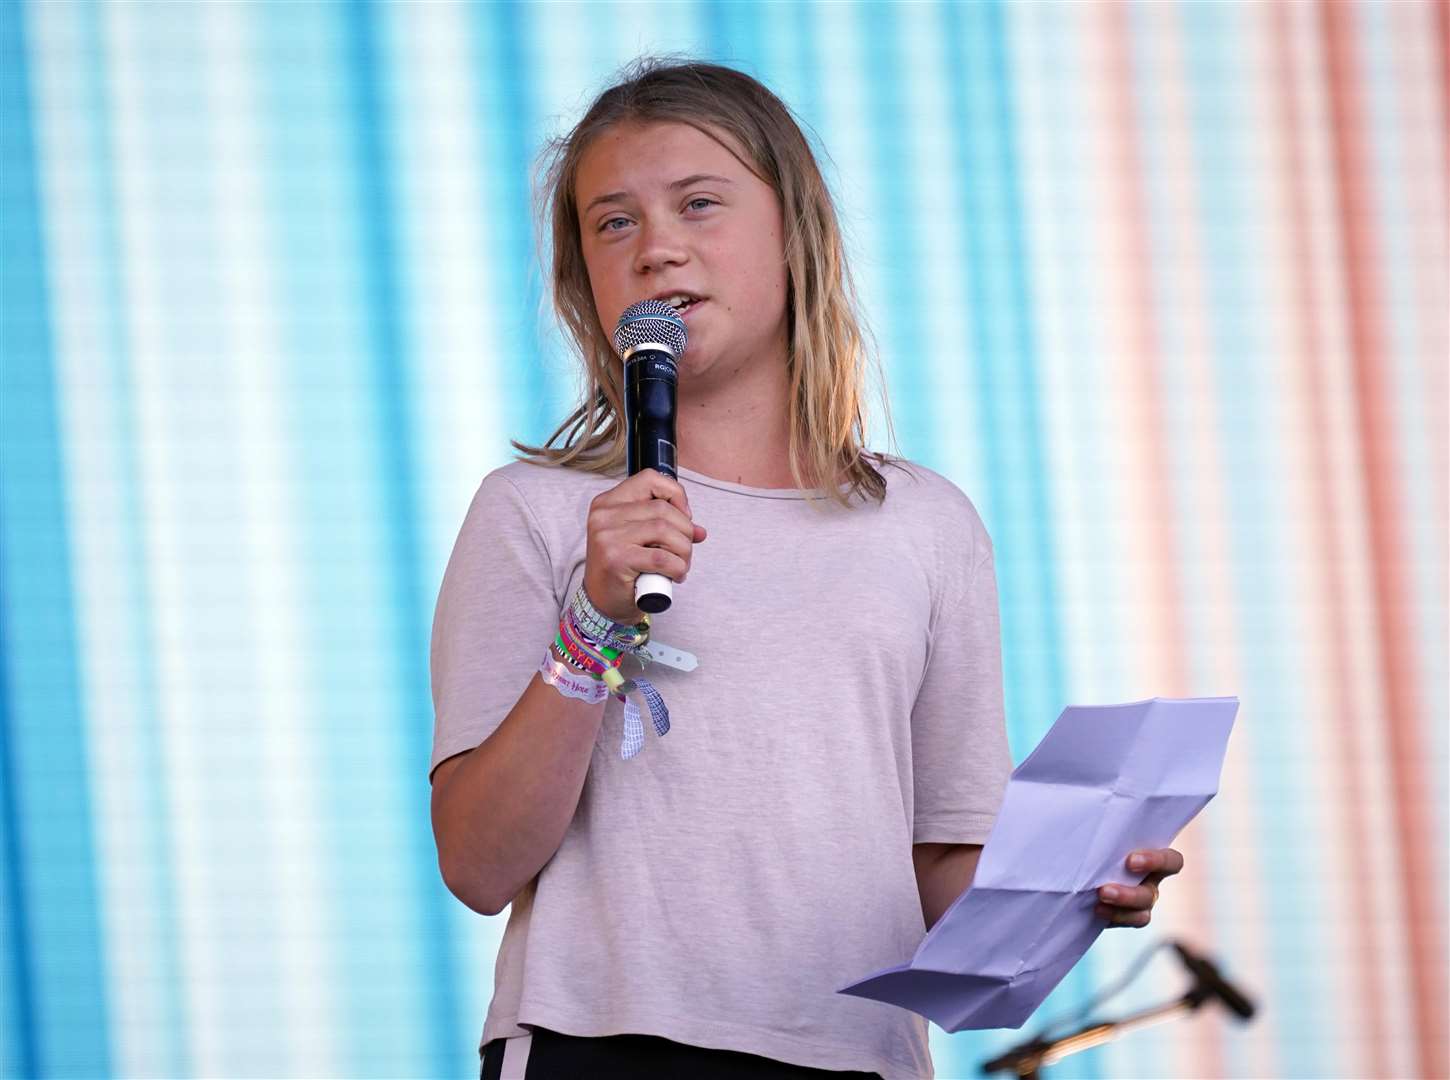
[1128,854,1147,871]
[1102,886,1120,901]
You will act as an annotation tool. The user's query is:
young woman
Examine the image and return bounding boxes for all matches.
[428,59,1183,1080]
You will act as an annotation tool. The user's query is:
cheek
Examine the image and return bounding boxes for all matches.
[582,255,620,327]
[726,233,788,309]
[752,239,789,316]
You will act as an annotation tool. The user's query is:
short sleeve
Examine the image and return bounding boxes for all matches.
[909,548,1013,844]
[428,469,562,781]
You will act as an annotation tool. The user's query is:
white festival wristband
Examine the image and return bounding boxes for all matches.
[639,639,698,672]
[538,652,609,704]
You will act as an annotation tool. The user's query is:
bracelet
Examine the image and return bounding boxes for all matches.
[555,626,629,695]
[554,630,610,677]
[545,586,672,759]
[538,652,609,703]
[569,586,650,651]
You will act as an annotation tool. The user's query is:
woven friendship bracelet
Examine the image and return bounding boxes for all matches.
[569,587,650,651]
[568,589,616,642]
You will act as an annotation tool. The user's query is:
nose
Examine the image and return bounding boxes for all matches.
[632,216,689,275]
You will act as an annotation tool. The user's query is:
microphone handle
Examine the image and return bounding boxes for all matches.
[624,349,678,615]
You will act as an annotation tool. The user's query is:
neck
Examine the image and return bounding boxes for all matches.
[675,358,798,489]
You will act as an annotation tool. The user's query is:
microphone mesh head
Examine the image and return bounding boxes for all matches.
[613,299,687,359]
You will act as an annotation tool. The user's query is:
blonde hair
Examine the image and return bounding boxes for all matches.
[513,57,899,507]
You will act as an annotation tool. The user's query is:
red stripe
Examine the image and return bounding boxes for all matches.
[1097,5,1224,1075]
[1397,1,1450,533]
[1268,0,1388,1065]
[1321,2,1449,1075]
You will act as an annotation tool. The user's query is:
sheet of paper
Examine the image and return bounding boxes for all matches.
[838,696,1238,1031]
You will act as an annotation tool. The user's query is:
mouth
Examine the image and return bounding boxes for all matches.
[650,291,706,317]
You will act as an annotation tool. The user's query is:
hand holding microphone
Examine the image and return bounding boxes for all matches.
[582,470,706,625]
[614,299,690,613]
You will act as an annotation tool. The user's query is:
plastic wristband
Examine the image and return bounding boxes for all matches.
[539,652,609,704]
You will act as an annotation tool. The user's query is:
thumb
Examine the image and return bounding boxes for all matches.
[692,524,708,542]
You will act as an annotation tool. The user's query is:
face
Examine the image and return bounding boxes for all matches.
[574,121,790,387]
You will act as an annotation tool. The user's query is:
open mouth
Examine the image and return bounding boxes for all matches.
[658,292,705,315]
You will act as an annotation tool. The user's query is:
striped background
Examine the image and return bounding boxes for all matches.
[2,1,1445,1077]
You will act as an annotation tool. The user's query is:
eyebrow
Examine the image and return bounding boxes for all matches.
[583,174,736,215]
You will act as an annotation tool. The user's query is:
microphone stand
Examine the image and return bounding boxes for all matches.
[979,988,1207,1079]
[980,941,1255,1078]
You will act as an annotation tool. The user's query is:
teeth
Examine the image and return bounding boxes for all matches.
[665,294,693,309]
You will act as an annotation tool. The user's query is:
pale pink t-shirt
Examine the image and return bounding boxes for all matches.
[429,458,1012,1079]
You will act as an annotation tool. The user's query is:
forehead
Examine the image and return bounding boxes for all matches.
[574,121,756,203]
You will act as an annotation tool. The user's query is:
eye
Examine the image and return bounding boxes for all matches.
[598,216,631,233]
[685,197,718,212]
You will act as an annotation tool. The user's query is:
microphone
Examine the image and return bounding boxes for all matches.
[1172,940,1256,1020]
[613,299,687,614]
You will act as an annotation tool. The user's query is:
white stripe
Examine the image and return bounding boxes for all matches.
[1133,4,1275,1074]
[201,2,340,1073]
[1022,7,1181,1071]
[500,1032,533,1079]
[807,2,887,446]
[382,0,509,577]
[1006,2,1130,708]
[895,3,987,507]
[104,1,226,1071]
[27,2,178,1074]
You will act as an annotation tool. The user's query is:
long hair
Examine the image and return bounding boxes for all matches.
[513,57,898,506]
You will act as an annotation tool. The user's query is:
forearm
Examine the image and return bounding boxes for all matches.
[917,845,982,931]
[431,669,605,915]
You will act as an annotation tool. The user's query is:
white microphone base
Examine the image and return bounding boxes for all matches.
[634,572,673,614]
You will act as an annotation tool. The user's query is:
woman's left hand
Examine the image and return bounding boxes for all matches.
[1095,848,1184,928]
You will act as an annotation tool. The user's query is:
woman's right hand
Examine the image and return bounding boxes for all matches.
[583,470,708,624]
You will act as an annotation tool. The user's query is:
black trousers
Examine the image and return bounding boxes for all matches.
[480,1027,885,1079]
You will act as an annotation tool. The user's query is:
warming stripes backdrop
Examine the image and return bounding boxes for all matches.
[2,1,1446,1078]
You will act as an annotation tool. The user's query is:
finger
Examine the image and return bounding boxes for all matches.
[635,471,706,541]
[602,520,695,569]
[1095,904,1152,929]
[1126,848,1184,877]
[635,468,694,521]
[1097,883,1158,910]
[602,469,692,515]
[609,498,698,541]
[626,543,689,583]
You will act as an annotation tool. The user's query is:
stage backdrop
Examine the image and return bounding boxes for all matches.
[2,1,1445,1077]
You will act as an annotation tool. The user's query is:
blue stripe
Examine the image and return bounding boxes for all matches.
[74,0,191,1070]
[789,3,824,142]
[338,4,460,1074]
[0,3,112,1075]
[703,0,761,68]
[0,584,37,1080]
[1178,2,1321,1072]
[860,1,933,468]
[472,0,553,445]
[939,2,1093,1074]
[979,1,1093,1069]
